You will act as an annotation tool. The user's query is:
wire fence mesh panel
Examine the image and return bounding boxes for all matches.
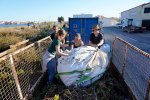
[12,45,42,97]
[0,57,20,100]
[112,37,150,100]
[38,37,51,55]
[0,36,52,99]
[123,46,150,100]
[112,38,126,74]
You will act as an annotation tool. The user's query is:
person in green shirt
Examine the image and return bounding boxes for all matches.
[42,29,68,84]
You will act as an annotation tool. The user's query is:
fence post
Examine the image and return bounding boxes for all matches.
[37,41,43,65]
[111,38,116,61]
[146,78,150,100]
[38,41,41,53]
[121,44,127,77]
[9,55,23,100]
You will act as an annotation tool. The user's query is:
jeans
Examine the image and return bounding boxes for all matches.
[47,58,56,84]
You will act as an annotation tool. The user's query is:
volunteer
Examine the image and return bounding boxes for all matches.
[42,29,68,84]
[89,24,104,48]
[71,33,84,49]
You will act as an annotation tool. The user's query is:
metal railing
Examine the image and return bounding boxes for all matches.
[112,37,150,100]
[0,36,51,100]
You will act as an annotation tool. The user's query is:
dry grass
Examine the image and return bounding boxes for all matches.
[0,27,39,39]
[0,36,23,52]
[0,26,39,52]
[33,69,130,100]
[0,22,57,53]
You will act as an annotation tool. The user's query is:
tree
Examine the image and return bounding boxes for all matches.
[110,17,120,22]
[58,16,64,23]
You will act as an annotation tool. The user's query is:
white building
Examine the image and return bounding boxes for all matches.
[97,16,117,27]
[121,2,150,29]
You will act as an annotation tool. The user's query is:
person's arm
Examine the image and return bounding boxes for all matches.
[81,40,84,46]
[56,45,68,56]
[89,34,97,47]
[70,40,74,49]
[97,33,104,46]
[89,41,98,47]
[60,38,69,47]
[60,44,69,47]
[71,44,74,50]
[97,39,104,46]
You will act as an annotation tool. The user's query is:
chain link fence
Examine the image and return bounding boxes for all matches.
[112,37,150,100]
[0,36,51,100]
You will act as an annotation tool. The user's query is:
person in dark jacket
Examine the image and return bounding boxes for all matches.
[89,24,104,48]
[50,25,59,40]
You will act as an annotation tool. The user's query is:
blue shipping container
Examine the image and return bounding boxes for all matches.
[69,18,98,45]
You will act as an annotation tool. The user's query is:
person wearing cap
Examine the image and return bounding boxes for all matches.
[42,29,68,84]
[89,24,104,48]
[71,33,84,49]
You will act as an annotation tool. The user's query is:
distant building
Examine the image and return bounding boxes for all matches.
[97,15,117,27]
[0,21,4,24]
[73,14,93,18]
[121,2,150,29]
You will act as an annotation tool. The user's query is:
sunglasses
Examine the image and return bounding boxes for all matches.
[93,29,100,31]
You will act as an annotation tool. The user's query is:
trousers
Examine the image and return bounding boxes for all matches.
[47,57,56,84]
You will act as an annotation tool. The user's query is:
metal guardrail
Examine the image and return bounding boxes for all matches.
[112,37,150,100]
[0,36,51,100]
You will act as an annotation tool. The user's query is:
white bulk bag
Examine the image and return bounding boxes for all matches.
[57,44,110,87]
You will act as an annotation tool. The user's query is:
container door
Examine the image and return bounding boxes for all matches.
[69,18,98,45]
[84,18,98,45]
[69,18,82,42]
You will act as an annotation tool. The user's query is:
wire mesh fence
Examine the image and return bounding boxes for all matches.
[0,57,20,100]
[0,36,52,100]
[112,37,150,100]
[112,38,126,75]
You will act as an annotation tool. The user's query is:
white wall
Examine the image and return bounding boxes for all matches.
[99,18,117,27]
[121,3,150,20]
[121,6,142,20]
[142,3,150,20]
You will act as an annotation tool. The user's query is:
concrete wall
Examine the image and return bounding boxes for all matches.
[99,18,117,27]
[121,6,142,20]
[142,3,150,20]
[121,3,150,20]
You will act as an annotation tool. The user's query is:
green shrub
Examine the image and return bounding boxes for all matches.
[0,36,23,52]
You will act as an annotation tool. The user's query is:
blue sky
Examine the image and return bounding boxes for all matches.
[0,0,149,22]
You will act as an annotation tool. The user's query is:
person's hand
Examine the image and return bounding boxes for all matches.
[98,45,101,49]
[64,53,69,56]
[64,44,69,47]
[69,42,74,46]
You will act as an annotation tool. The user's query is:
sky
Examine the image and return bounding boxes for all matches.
[0,0,149,22]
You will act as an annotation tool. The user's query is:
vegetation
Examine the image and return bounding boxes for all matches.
[58,16,64,23]
[110,17,121,22]
[32,69,130,100]
[0,45,42,100]
[0,22,54,53]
